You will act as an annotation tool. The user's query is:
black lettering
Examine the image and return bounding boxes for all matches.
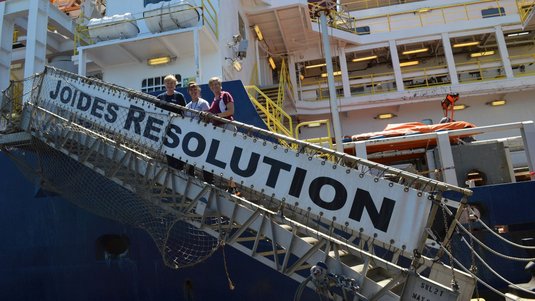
[50,80,61,100]
[262,157,291,188]
[206,139,226,169]
[60,86,72,104]
[289,167,307,198]
[309,177,346,210]
[230,147,259,177]
[182,132,206,157]
[143,116,164,142]
[123,105,145,134]
[76,91,91,111]
[90,97,105,118]
[105,103,118,123]
[349,189,395,232]
[163,124,181,148]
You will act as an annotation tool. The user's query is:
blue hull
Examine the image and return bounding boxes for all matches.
[0,151,315,301]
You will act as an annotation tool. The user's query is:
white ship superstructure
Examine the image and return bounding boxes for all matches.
[4,0,535,139]
[3,1,535,301]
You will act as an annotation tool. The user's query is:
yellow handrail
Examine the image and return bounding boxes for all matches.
[73,11,93,55]
[244,85,293,138]
[517,0,535,24]
[201,0,218,39]
[295,119,334,151]
[249,62,259,86]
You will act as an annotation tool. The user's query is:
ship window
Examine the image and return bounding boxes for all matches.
[144,0,170,6]
[356,26,370,35]
[95,234,130,260]
[481,7,505,18]
[141,74,182,93]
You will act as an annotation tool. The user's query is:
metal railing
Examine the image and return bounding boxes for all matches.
[244,85,294,139]
[298,49,535,101]
[73,0,218,53]
[517,0,535,23]
[310,0,513,36]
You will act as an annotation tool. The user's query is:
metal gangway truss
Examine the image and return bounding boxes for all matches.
[0,67,476,301]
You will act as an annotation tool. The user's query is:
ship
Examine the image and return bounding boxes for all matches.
[1,0,535,300]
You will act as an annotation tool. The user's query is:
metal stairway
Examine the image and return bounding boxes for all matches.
[0,67,476,300]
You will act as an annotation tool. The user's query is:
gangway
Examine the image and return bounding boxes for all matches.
[0,67,475,300]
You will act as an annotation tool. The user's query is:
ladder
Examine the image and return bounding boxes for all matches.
[0,67,476,300]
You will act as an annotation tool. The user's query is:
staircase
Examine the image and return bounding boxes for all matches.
[255,85,277,120]
[0,67,476,300]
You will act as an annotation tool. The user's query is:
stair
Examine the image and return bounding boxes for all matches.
[256,85,278,122]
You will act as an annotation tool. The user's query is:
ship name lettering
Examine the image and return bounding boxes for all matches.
[50,80,119,123]
[50,81,397,233]
[164,124,396,232]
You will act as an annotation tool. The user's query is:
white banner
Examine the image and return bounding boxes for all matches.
[41,71,433,251]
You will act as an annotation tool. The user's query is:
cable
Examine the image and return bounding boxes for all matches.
[456,220,535,261]
[441,245,507,298]
[459,237,535,297]
[469,208,535,250]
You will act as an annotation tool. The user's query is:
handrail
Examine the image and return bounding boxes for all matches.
[295,120,334,150]
[298,49,535,101]
[517,0,535,24]
[310,0,511,36]
[201,0,218,39]
[276,59,296,119]
[244,85,294,138]
[30,66,475,199]
[74,2,215,51]
[73,10,93,55]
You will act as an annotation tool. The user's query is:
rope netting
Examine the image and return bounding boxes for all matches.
[1,73,221,269]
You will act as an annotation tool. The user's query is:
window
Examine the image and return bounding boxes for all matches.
[481,7,505,18]
[356,26,370,35]
[144,0,170,6]
[141,74,182,93]
[238,12,247,40]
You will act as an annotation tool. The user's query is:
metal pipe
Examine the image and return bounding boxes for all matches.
[319,10,344,153]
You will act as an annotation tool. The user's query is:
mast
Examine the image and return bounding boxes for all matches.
[318,10,344,153]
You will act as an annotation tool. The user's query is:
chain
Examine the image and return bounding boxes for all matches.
[441,202,459,291]
[465,206,480,298]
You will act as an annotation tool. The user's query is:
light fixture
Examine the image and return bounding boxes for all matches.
[307,122,322,128]
[352,55,378,62]
[416,7,431,13]
[232,59,242,72]
[147,56,172,66]
[374,113,396,120]
[305,63,326,69]
[487,99,506,106]
[453,104,468,110]
[299,74,305,81]
[453,41,480,48]
[507,31,529,37]
[470,50,495,58]
[321,71,342,77]
[399,60,419,67]
[268,56,276,70]
[253,25,264,41]
[402,48,428,55]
